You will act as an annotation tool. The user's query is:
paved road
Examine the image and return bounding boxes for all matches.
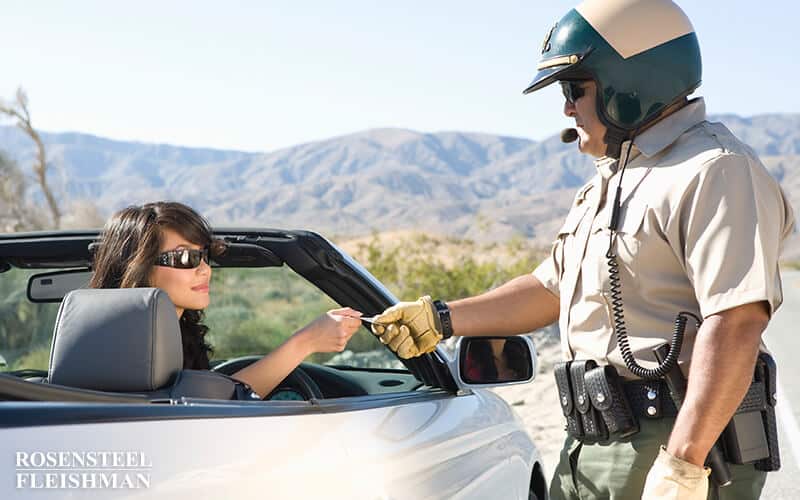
[760,270,800,498]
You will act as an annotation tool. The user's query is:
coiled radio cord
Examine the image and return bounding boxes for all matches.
[605,135,702,380]
[606,241,701,379]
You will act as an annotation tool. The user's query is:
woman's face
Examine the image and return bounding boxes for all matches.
[149,227,212,317]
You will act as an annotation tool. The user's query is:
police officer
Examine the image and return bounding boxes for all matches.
[370,1,794,498]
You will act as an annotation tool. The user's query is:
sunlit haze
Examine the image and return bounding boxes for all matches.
[2,0,797,152]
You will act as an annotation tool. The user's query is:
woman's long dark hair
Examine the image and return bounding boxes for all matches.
[89,201,223,370]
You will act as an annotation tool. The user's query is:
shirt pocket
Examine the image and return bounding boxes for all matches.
[615,201,649,279]
[584,201,649,293]
[617,200,648,237]
[556,202,593,283]
[557,202,592,236]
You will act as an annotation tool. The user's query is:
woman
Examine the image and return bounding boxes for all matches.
[89,201,363,397]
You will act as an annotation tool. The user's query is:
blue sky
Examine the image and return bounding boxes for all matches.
[2,1,797,152]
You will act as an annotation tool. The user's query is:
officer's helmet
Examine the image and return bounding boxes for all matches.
[524,0,702,133]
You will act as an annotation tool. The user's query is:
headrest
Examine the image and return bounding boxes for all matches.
[48,288,183,392]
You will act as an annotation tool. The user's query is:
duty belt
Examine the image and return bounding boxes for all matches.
[622,379,677,419]
[554,357,780,472]
[622,378,768,420]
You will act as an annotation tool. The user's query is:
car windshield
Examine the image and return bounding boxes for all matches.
[0,265,404,374]
[0,268,59,371]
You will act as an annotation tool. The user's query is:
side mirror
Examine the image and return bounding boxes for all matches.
[456,336,536,387]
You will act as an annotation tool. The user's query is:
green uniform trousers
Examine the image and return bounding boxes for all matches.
[548,417,767,500]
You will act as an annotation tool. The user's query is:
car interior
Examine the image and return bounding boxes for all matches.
[0,230,457,404]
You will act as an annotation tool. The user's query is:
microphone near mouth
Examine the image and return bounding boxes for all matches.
[561,128,579,144]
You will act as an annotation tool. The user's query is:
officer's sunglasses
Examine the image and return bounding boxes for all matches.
[560,80,588,104]
[155,247,210,269]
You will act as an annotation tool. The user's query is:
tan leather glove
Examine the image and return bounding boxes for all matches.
[371,296,443,359]
[641,446,710,500]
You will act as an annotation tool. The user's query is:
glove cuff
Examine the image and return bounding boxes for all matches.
[433,300,454,339]
[656,446,711,483]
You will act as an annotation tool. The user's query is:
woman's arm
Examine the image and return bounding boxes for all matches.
[231,307,362,397]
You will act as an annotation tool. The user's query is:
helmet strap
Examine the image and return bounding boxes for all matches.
[602,125,630,159]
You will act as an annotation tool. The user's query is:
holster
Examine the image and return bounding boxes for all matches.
[756,352,781,471]
[721,352,780,471]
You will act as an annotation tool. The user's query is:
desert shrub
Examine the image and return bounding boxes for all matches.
[357,235,545,301]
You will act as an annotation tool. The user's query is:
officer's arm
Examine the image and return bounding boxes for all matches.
[372,274,559,358]
[665,300,769,466]
[449,273,560,337]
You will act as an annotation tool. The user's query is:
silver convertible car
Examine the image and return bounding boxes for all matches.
[0,229,547,499]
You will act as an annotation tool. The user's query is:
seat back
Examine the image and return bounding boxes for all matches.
[48,288,183,392]
[47,288,260,401]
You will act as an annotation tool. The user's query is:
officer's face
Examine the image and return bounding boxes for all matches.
[562,80,608,158]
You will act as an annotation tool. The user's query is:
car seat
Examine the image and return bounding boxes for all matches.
[47,287,259,401]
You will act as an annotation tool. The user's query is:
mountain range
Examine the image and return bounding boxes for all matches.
[2,112,799,255]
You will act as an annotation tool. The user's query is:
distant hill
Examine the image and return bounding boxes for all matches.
[1,112,799,254]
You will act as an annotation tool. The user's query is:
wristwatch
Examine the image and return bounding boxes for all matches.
[433,299,454,339]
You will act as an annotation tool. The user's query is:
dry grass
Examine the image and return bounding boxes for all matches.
[336,230,548,268]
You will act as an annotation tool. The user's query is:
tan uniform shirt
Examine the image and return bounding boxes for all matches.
[533,98,795,378]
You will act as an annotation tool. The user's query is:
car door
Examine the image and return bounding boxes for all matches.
[2,400,363,499]
[326,388,536,499]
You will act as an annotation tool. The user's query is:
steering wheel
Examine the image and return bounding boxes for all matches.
[268,365,324,400]
[211,356,324,400]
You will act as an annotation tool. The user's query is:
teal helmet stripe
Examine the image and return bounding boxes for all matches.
[601,32,701,128]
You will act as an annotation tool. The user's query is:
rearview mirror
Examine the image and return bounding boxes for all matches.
[26,243,284,303]
[457,336,536,386]
[28,269,92,303]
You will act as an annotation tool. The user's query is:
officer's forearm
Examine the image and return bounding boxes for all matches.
[666,301,769,466]
[449,274,559,337]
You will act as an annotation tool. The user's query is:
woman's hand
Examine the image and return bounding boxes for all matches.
[232,307,363,397]
[297,307,363,354]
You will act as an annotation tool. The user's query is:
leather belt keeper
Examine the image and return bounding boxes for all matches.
[623,379,677,419]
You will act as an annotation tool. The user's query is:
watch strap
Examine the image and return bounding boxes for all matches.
[433,299,454,339]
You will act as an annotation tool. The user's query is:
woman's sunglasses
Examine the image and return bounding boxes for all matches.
[560,80,588,104]
[156,247,210,269]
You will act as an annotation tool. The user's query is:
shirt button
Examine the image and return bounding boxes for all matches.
[562,396,569,406]
[577,395,585,405]
[647,389,657,401]
[647,406,657,416]
[596,393,606,403]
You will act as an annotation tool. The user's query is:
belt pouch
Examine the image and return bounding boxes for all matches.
[570,360,607,441]
[721,352,780,470]
[584,365,639,438]
[721,379,768,464]
[554,361,582,439]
